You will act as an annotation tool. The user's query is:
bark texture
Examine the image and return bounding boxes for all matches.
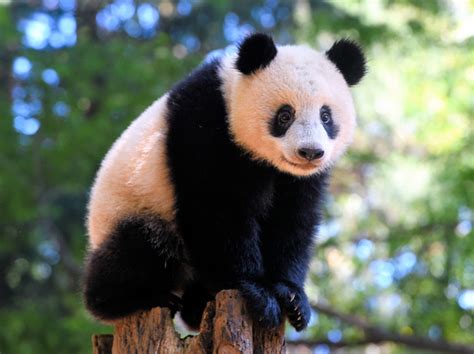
[92,290,286,354]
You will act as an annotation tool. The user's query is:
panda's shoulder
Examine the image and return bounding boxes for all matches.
[165,58,232,152]
[167,59,224,110]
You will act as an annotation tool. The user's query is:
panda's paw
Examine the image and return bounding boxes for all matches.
[239,280,282,328]
[273,282,311,331]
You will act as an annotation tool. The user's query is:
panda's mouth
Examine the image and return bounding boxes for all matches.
[282,156,320,170]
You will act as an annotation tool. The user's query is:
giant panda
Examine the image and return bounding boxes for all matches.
[83,33,366,331]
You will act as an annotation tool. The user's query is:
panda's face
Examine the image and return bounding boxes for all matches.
[221,35,366,177]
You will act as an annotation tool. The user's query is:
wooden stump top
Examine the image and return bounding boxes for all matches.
[93,290,286,354]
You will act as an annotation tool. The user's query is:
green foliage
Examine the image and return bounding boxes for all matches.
[0,1,472,353]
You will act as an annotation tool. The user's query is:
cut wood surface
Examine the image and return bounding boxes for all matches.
[92,289,286,354]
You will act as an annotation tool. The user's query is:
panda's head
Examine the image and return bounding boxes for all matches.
[220,33,366,176]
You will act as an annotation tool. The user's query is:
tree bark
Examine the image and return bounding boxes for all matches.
[92,290,286,354]
[92,334,113,354]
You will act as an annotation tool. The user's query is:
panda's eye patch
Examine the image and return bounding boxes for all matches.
[320,105,340,139]
[277,105,295,125]
[269,104,295,137]
[320,105,332,124]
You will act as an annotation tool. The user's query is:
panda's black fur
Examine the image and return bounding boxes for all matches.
[83,215,184,320]
[83,34,366,331]
[235,32,278,74]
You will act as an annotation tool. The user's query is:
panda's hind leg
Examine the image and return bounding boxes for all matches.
[83,215,184,321]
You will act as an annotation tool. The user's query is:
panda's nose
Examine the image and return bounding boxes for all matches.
[297,146,325,161]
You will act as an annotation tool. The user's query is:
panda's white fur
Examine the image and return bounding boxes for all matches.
[220,45,356,176]
[87,95,175,249]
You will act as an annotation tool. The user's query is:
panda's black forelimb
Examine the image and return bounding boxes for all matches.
[260,172,328,331]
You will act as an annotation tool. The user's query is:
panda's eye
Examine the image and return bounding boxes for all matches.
[279,111,292,124]
[277,105,295,125]
[270,104,295,137]
[320,105,332,124]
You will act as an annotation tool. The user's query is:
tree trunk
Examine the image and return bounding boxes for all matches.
[92,290,286,354]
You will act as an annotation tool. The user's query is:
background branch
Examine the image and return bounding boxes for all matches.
[301,301,474,354]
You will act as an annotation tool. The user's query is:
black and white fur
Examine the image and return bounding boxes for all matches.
[83,33,366,331]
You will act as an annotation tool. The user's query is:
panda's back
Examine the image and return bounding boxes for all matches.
[87,95,176,248]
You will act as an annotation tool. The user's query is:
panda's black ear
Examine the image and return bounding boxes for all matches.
[236,33,277,75]
[326,39,367,86]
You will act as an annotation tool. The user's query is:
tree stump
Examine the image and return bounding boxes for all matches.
[92,290,286,353]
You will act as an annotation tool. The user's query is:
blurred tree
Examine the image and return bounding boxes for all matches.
[0,1,472,353]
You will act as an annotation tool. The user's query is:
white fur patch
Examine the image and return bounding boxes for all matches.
[219,44,357,176]
[87,95,176,249]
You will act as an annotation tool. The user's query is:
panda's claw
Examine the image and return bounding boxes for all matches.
[273,283,311,331]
